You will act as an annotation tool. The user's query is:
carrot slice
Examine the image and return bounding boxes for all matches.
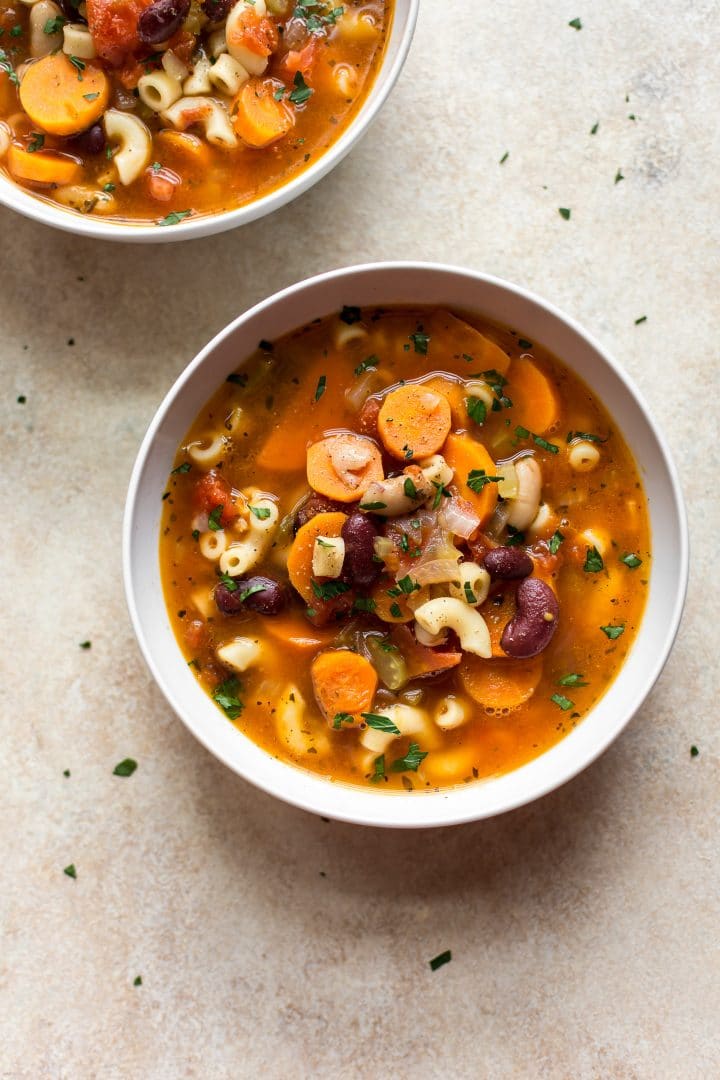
[287,511,348,605]
[7,145,82,186]
[306,433,383,503]
[262,610,337,654]
[232,78,294,148]
[426,311,511,377]
[19,54,110,136]
[443,432,499,526]
[459,654,543,711]
[256,354,339,473]
[377,384,452,461]
[422,375,467,429]
[311,649,378,724]
[370,575,415,624]
[506,356,560,435]
[155,130,212,170]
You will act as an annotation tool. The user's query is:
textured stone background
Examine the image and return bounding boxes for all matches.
[1,2,718,1076]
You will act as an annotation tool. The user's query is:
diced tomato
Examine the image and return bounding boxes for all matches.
[146,165,180,202]
[193,470,239,527]
[391,625,462,680]
[165,29,196,66]
[226,11,279,60]
[115,58,146,89]
[281,40,318,79]
[86,0,154,66]
[184,619,207,651]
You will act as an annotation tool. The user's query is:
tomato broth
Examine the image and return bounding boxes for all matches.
[160,306,650,792]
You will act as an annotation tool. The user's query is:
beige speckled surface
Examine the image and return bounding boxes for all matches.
[2,2,719,1076]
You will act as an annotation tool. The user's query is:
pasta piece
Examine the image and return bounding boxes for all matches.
[568,440,601,472]
[186,434,227,467]
[448,562,491,607]
[334,321,368,349]
[434,697,470,731]
[219,494,278,576]
[162,97,238,149]
[183,54,212,95]
[138,71,182,113]
[209,53,250,97]
[199,529,227,562]
[311,536,345,579]
[162,50,189,82]
[226,0,274,76]
[62,23,97,59]
[103,110,152,185]
[0,122,10,158]
[413,597,492,658]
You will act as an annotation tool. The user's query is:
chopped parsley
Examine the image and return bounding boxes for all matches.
[293,1,344,32]
[217,571,237,591]
[548,530,564,555]
[249,504,271,520]
[505,525,525,547]
[515,425,559,453]
[354,354,379,376]
[467,469,503,493]
[213,676,244,719]
[634,315,647,325]
[362,713,401,735]
[464,581,477,605]
[403,476,418,499]
[387,575,419,597]
[690,745,699,758]
[311,579,351,601]
[389,602,402,618]
[370,754,386,782]
[566,430,606,443]
[44,15,66,33]
[391,742,428,772]
[557,673,588,687]
[430,480,451,509]
[63,864,77,879]
[558,207,571,220]
[409,331,430,355]
[360,500,387,510]
[353,597,377,613]
[314,374,326,401]
[27,133,45,153]
[192,529,200,541]
[113,758,137,777]
[207,504,224,531]
[600,623,625,640]
[339,305,362,324]
[550,693,574,711]
[590,121,599,135]
[84,92,100,102]
[133,976,142,986]
[226,372,248,386]
[499,151,509,165]
[289,70,313,105]
[615,168,624,184]
[429,950,452,971]
[583,546,604,573]
[239,583,266,602]
[332,712,354,730]
[620,552,642,568]
[69,55,85,80]
[466,396,487,425]
[158,210,192,227]
[0,49,20,87]
[568,17,582,29]
[171,461,191,474]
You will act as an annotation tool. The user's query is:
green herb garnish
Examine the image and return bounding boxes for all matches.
[403,476,418,499]
[63,864,77,879]
[354,355,379,376]
[466,396,487,425]
[600,623,625,639]
[550,693,574,711]
[583,546,604,573]
[213,676,244,719]
[208,504,224,531]
[289,70,313,105]
[557,673,588,687]
[362,713,401,735]
[311,579,351,601]
[558,207,571,220]
[548,530,564,554]
[249,505,271,520]
[620,552,642,568]
[390,742,428,771]
[113,758,137,777]
[370,754,385,782]
[314,374,326,401]
[158,210,192,227]
[409,331,430,355]
[171,462,191,474]
[332,712,354,729]
[467,469,503,493]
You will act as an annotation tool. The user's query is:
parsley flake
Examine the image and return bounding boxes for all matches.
[583,546,604,573]
[429,950,452,971]
[113,758,137,777]
[600,623,625,639]
[213,676,244,719]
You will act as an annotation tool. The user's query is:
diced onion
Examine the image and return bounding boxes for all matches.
[439,497,480,539]
[366,635,408,691]
[411,558,462,586]
[485,500,512,541]
[345,370,384,413]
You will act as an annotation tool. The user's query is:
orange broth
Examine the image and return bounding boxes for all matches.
[160,306,650,791]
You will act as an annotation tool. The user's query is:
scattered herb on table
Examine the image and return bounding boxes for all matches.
[113,758,137,777]
[64,864,77,879]
[429,950,452,971]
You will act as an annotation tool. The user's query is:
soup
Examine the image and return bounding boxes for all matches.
[0,0,390,223]
[160,306,650,791]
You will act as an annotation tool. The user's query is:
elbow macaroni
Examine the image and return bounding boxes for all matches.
[414,597,492,658]
[448,562,490,607]
[208,53,250,97]
[219,494,278,576]
[103,110,152,185]
[138,71,183,113]
[162,97,238,149]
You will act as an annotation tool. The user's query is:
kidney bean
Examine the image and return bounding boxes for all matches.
[201,0,233,18]
[341,512,381,588]
[137,0,191,47]
[65,123,105,157]
[357,397,381,439]
[484,547,534,580]
[500,577,559,658]
[294,493,344,532]
[215,575,286,616]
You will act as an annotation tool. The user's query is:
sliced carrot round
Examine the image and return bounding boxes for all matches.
[306,433,383,503]
[370,575,415,624]
[7,145,82,185]
[262,610,337,654]
[459,654,543,711]
[232,78,294,148]
[287,511,348,605]
[378,384,452,461]
[19,54,110,136]
[507,356,560,434]
[443,432,499,526]
[311,649,378,724]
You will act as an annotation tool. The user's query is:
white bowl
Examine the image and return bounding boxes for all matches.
[0,1,418,243]
[123,263,689,827]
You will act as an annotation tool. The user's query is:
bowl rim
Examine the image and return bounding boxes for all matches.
[0,0,419,243]
[123,261,689,827]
